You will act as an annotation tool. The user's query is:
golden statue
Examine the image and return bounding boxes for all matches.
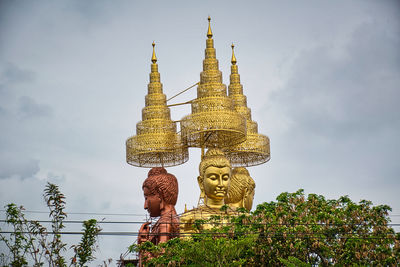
[198,149,231,208]
[180,149,235,235]
[123,19,271,263]
[225,167,255,211]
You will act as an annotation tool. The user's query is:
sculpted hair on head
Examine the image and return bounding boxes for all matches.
[225,167,255,204]
[199,148,231,179]
[247,173,255,192]
[148,167,167,177]
[143,167,178,205]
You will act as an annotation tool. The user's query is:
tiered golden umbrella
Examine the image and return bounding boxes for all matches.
[126,43,188,167]
[224,44,270,166]
[180,17,246,148]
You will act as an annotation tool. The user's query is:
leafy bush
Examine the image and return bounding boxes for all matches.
[133,189,400,266]
[0,183,101,267]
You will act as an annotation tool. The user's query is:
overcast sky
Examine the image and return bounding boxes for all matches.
[1,0,399,264]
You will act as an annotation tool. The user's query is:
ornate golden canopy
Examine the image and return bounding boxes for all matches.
[126,42,188,167]
[223,44,270,167]
[126,17,270,169]
[180,17,247,148]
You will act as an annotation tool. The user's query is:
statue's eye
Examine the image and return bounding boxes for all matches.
[222,174,229,180]
[207,174,217,180]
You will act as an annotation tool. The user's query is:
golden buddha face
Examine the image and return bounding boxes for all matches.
[201,166,231,200]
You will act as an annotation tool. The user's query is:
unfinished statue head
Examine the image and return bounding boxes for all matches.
[197,148,232,208]
[142,167,178,217]
[225,167,255,211]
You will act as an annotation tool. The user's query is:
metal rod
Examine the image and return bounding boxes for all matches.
[167,82,199,102]
[167,100,193,107]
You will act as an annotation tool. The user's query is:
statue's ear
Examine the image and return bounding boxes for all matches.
[241,188,248,208]
[197,176,205,198]
[160,197,165,211]
[197,176,203,189]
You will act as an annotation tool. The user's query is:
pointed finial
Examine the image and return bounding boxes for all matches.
[151,41,157,63]
[207,16,213,38]
[231,43,237,65]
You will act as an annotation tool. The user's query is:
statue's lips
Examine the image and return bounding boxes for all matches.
[214,190,225,195]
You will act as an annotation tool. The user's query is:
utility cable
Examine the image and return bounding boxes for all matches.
[0,210,146,217]
[0,231,398,239]
[1,220,399,227]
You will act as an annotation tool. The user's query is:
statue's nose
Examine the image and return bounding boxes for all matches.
[144,200,148,210]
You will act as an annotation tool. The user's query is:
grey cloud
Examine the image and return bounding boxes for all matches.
[0,63,35,84]
[47,172,66,183]
[0,63,36,112]
[63,0,116,19]
[262,18,400,208]
[0,64,44,181]
[276,21,400,138]
[101,201,111,210]
[18,96,53,119]
[0,154,40,180]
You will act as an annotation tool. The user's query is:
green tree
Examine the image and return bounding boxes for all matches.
[71,219,101,266]
[133,189,400,266]
[0,183,102,267]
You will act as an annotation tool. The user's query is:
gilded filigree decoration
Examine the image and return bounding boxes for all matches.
[126,42,188,167]
[223,44,271,167]
[180,18,246,148]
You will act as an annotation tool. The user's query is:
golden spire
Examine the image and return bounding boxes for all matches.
[126,42,188,167]
[180,17,246,148]
[207,16,213,38]
[151,41,157,63]
[224,44,270,167]
[231,43,237,65]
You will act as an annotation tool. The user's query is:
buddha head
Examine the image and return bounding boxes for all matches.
[142,167,178,217]
[198,149,231,207]
[225,167,255,211]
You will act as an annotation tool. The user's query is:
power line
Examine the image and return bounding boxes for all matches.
[0,231,139,236]
[1,209,400,217]
[0,231,397,240]
[0,210,146,217]
[1,220,400,226]
[0,220,145,224]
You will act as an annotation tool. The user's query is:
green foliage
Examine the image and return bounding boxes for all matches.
[0,204,29,266]
[279,256,311,267]
[71,219,101,267]
[131,233,253,266]
[134,189,400,266]
[0,183,101,267]
[44,183,68,266]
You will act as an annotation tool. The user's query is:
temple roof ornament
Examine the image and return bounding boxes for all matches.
[231,43,237,65]
[126,42,188,167]
[207,16,213,38]
[224,43,271,167]
[151,41,157,63]
[180,17,247,148]
[126,17,270,168]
